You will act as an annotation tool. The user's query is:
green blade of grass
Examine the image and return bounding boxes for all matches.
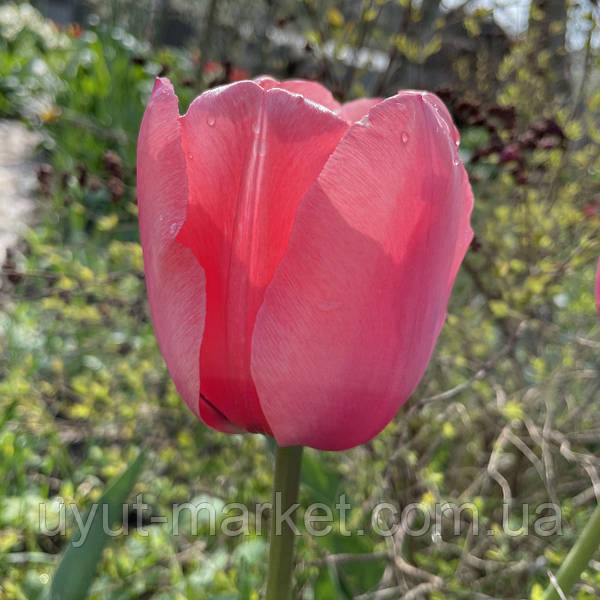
[48,449,147,600]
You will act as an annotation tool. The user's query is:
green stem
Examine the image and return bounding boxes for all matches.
[542,503,600,600]
[265,445,303,600]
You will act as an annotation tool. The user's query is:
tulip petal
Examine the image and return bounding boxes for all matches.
[176,81,348,434]
[252,92,474,450]
[255,76,341,112]
[401,90,461,146]
[338,98,382,123]
[138,78,238,432]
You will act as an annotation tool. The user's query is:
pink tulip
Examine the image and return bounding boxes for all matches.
[137,76,474,451]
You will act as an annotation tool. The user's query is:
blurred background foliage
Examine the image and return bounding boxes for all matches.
[1,0,600,598]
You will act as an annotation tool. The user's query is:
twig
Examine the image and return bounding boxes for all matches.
[419,321,527,405]
[354,580,443,600]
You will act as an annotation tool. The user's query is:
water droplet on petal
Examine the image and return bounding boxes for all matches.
[187,153,193,160]
[453,158,460,166]
[206,115,216,127]
[401,131,409,144]
[455,140,460,147]
[252,121,260,134]
[169,222,178,235]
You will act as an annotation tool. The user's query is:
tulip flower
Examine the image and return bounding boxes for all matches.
[137,76,474,452]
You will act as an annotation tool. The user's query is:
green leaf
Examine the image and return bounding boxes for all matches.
[301,450,340,507]
[48,450,146,600]
[313,565,344,600]
[323,532,385,594]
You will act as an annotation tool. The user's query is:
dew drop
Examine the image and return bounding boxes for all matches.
[206,115,216,127]
[169,222,178,235]
[187,153,193,160]
[455,140,460,147]
[401,131,409,144]
[252,121,260,134]
[453,158,460,166]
